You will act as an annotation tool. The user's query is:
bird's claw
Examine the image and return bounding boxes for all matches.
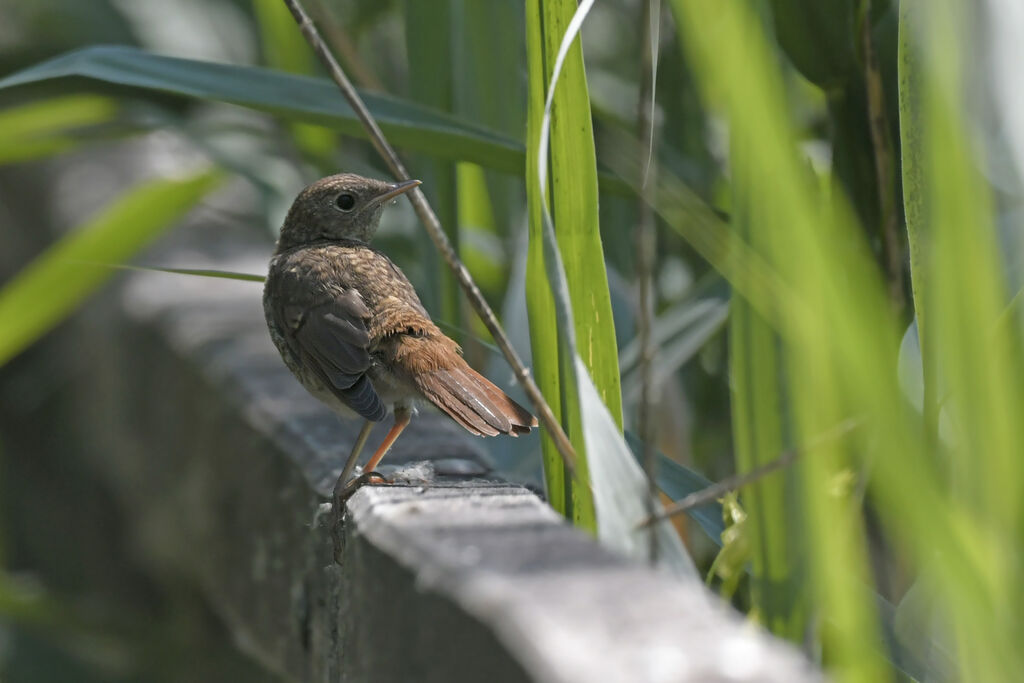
[334,470,390,505]
[330,470,391,565]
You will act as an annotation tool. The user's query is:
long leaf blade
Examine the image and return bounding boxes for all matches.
[0,170,223,365]
[0,95,117,165]
[0,45,523,174]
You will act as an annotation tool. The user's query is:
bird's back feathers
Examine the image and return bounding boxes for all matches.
[266,241,536,435]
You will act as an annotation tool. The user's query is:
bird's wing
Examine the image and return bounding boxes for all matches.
[273,284,387,422]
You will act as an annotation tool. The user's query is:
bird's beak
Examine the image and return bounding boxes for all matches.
[369,179,422,207]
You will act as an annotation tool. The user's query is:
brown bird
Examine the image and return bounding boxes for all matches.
[263,173,536,510]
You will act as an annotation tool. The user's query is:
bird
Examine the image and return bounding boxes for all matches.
[263,173,537,517]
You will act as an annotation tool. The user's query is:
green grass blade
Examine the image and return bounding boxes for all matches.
[536,0,623,430]
[664,0,1024,676]
[908,2,1024,676]
[0,95,116,165]
[0,45,523,174]
[70,262,266,283]
[527,0,692,573]
[670,0,889,676]
[575,356,695,577]
[251,0,337,166]
[525,0,604,532]
[898,2,927,342]
[0,94,114,139]
[898,1,938,457]
[0,170,223,366]
[729,156,804,640]
[0,46,634,194]
[524,0,568,517]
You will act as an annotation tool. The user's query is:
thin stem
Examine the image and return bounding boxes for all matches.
[861,0,905,313]
[281,0,577,474]
[638,418,863,528]
[636,0,661,564]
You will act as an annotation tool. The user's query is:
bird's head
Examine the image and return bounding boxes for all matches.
[276,173,421,251]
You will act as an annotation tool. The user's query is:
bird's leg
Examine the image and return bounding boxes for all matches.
[333,407,412,506]
[330,409,412,566]
[335,418,375,494]
[331,419,374,565]
[363,405,412,473]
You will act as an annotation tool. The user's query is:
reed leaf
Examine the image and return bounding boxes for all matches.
[0,170,223,366]
[0,45,523,174]
[0,95,116,165]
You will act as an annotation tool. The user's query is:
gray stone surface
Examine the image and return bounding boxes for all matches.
[345,485,818,683]
[63,226,821,682]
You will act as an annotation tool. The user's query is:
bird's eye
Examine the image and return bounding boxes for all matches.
[335,193,356,212]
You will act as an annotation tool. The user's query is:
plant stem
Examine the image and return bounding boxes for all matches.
[861,0,905,313]
[636,0,661,564]
[638,418,863,527]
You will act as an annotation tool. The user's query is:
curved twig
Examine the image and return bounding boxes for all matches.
[637,418,864,528]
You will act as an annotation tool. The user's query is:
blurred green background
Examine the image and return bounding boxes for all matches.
[2,0,1023,680]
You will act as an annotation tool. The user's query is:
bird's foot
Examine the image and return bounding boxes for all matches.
[330,470,391,565]
[335,470,390,503]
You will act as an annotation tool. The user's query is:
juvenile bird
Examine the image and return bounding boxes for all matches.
[263,173,536,513]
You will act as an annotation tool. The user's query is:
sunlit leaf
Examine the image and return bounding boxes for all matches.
[524,0,576,520]
[576,356,696,578]
[251,0,337,166]
[0,170,223,365]
[525,0,695,577]
[670,0,892,675]
[75,262,265,283]
[0,94,116,165]
[526,0,616,531]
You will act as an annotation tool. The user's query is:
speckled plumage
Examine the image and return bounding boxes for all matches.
[263,173,535,449]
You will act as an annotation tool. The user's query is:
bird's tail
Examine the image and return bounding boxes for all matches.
[414,362,537,437]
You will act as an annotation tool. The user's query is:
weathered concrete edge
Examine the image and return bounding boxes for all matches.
[93,232,822,683]
[345,485,820,683]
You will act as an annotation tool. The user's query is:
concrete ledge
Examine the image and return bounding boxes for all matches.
[67,227,820,682]
[345,485,814,683]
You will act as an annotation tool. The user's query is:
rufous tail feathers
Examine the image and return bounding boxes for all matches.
[414,362,536,437]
